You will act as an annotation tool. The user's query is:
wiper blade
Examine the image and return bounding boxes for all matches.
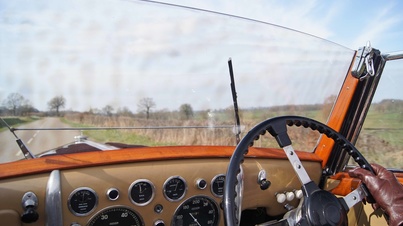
[0,118,36,159]
[228,58,242,144]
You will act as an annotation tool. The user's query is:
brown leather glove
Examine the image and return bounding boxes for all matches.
[349,163,403,226]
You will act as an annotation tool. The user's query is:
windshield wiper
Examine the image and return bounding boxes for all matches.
[228,58,242,144]
[0,118,36,159]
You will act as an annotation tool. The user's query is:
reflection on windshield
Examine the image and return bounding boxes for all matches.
[1,0,356,163]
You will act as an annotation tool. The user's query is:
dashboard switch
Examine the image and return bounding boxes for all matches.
[196,179,207,190]
[21,191,39,223]
[257,169,271,190]
[286,191,295,201]
[295,189,303,199]
[276,193,286,204]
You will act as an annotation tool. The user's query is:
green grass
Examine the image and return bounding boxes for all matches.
[61,118,173,146]
[362,111,403,146]
[0,117,39,132]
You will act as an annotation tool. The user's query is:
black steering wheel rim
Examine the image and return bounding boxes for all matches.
[223,115,374,226]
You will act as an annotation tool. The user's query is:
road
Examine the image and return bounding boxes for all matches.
[0,117,81,164]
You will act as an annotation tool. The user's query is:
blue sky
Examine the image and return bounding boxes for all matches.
[162,0,403,52]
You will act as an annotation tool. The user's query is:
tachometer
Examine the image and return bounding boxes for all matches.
[87,206,143,226]
[163,176,187,201]
[172,195,219,226]
[68,187,98,216]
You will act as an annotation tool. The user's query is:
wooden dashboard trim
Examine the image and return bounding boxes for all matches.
[330,172,403,196]
[0,146,322,180]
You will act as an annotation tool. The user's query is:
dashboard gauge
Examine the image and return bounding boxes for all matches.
[211,174,225,197]
[172,195,219,226]
[68,187,98,216]
[163,176,187,201]
[87,206,143,226]
[129,179,155,206]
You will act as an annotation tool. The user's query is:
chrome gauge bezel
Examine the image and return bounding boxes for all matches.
[211,174,226,197]
[163,175,187,202]
[67,187,98,217]
[128,179,155,206]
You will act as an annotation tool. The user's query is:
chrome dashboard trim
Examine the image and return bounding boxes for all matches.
[46,170,63,226]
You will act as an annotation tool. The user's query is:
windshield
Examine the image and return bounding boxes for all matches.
[0,0,356,163]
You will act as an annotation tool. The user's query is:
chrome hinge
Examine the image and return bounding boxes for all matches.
[351,42,375,80]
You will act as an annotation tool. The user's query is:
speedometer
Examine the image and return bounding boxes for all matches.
[87,206,143,226]
[172,195,219,226]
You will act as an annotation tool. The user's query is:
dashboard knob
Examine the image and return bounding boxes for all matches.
[21,207,39,223]
[276,193,286,204]
[21,191,39,223]
[295,189,303,199]
[286,191,295,201]
[107,188,119,201]
[196,179,207,189]
[154,220,165,226]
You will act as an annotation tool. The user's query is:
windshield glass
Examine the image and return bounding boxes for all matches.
[0,0,355,163]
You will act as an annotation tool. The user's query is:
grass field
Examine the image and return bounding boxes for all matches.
[3,105,400,169]
[63,106,401,168]
[0,117,39,132]
[355,110,403,168]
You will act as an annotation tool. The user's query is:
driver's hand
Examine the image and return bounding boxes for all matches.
[348,163,403,226]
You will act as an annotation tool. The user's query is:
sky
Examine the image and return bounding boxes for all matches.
[160,0,403,52]
[0,0,402,112]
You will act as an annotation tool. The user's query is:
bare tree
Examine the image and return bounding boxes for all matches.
[48,95,66,116]
[102,105,114,117]
[3,93,25,116]
[137,97,156,119]
[179,103,193,120]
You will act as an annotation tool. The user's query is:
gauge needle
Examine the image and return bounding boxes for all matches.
[189,213,201,226]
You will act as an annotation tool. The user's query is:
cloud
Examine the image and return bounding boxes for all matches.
[350,2,403,50]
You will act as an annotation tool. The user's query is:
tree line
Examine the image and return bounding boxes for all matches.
[0,93,66,117]
[0,92,194,120]
[1,92,401,119]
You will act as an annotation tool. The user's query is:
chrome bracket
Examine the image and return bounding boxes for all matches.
[351,42,375,80]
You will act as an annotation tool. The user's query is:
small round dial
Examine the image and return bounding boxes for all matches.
[129,179,155,206]
[172,195,219,226]
[211,174,225,197]
[68,187,98,216]
[163,176,187,201]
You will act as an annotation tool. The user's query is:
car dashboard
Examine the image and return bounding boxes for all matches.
[0,146,322,226]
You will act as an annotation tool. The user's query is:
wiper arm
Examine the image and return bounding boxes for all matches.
[228,58,242,144]
[0,118,36,159]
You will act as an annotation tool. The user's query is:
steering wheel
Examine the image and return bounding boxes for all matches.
[223,116,375,226]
